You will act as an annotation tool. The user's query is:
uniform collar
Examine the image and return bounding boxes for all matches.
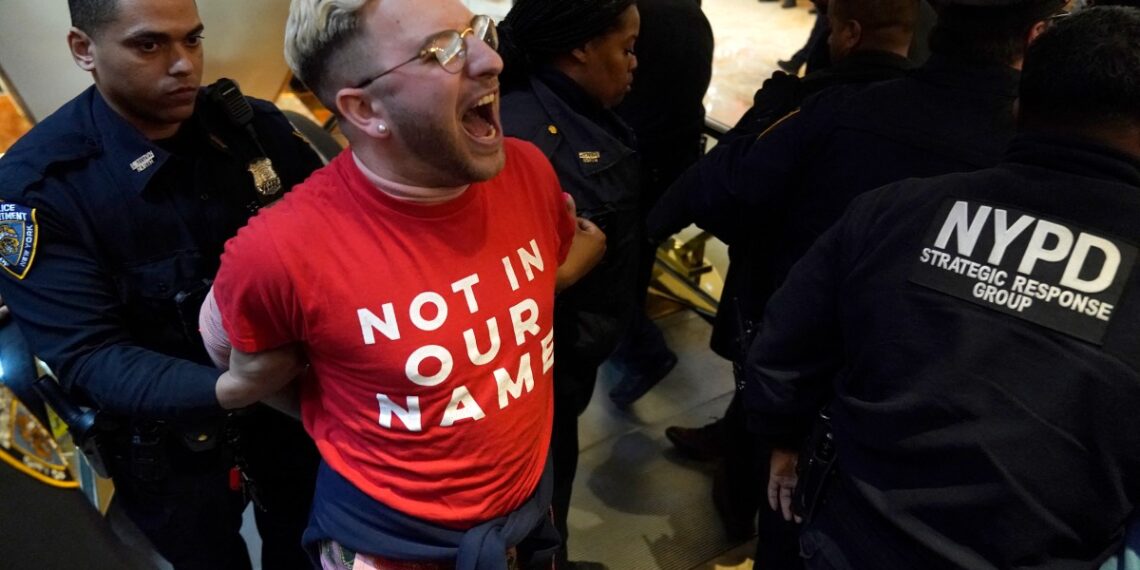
[91,88,174,196]
[1005,133,1140,189]
[832,50,914,72]
[527,72,636,176]
[914,54,1020,98]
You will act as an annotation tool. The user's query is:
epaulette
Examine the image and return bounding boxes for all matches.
[0,132,99,198]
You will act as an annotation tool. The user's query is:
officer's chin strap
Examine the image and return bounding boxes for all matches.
[206,78,282,207]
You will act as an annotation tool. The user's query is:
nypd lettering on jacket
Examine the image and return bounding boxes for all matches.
[910,199,1137,345]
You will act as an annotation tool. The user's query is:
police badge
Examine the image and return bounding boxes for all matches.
[0,202,38,280]
[248,158,282,198]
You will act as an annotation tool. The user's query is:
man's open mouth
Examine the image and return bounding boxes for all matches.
[462,93,498,140]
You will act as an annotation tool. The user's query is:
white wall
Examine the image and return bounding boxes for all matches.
[0,0,293,123]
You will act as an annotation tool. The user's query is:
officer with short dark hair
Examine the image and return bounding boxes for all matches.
[722,0,918,146]
[747,6,1140,568]
[0,0,323,568]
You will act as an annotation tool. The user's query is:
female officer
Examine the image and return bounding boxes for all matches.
[497,1,641,565]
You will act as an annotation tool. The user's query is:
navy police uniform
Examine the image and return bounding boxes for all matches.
[648,52,1018,568]
[0,85,323,569]
[501,67,641,555]
[614,0,713,204]
[650,54,1021,360]
[720,50,913,148]
[744,133,1140,569]
[606,0,715,406]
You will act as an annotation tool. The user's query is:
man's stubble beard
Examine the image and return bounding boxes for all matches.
[391,104,504,187]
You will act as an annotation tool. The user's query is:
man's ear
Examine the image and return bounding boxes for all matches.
[68,27,96,72]
[834,19,862,54]
[848,20,863,50]
[334,87,392,139]
[1026,20,1049,45]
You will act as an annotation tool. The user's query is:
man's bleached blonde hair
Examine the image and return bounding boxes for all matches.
[285,0,372,110]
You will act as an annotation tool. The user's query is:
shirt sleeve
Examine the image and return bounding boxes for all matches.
[554,190,575,266]
[198,287,230,369]
[212,218,303,354]
[648,98,833,247]
[720,72,802,146]
[0,198,222,419]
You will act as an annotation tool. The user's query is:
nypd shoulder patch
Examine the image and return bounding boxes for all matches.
[0,202,38,280]
[0,386,78,488]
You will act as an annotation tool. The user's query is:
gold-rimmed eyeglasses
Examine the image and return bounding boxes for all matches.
[353,15,498,88]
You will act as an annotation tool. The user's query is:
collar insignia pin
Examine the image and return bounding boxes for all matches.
[129,151,156,173]
[578,151,600,164]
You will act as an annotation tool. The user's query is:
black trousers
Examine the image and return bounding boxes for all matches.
[550,352,600,562]
[110,406,319,570]
[723,377,803,569]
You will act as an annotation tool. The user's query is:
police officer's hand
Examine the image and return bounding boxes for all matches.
[0,293,9,322]
[768,447,802,523]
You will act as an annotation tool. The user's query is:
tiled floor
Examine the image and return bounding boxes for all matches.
[701,0,816,125]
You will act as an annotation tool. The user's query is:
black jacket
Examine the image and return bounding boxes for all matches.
[745,134,1140,569]
[720,50,913,146]
[650,55,1019,362]
[615,0,714,204]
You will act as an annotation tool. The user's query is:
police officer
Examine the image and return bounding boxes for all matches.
[604,0,714,408]
[650,0,1065,315]
[746,7,1140,567]
[498,1,641,564]
[651,0,1063,564]
[0,0,323,568]
[720,0,917,147]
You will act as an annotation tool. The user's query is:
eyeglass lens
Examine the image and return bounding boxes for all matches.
[429,16,498,74]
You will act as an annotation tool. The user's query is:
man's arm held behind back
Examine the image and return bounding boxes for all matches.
[215,344,306,411]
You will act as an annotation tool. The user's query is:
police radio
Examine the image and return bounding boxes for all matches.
[205,78,282,201]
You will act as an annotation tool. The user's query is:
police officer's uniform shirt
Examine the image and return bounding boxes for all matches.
[744,134,1140,569]
[0,86,322,418]
[502,69,642,366]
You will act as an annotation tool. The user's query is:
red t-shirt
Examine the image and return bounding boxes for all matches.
[214,138,573,528]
